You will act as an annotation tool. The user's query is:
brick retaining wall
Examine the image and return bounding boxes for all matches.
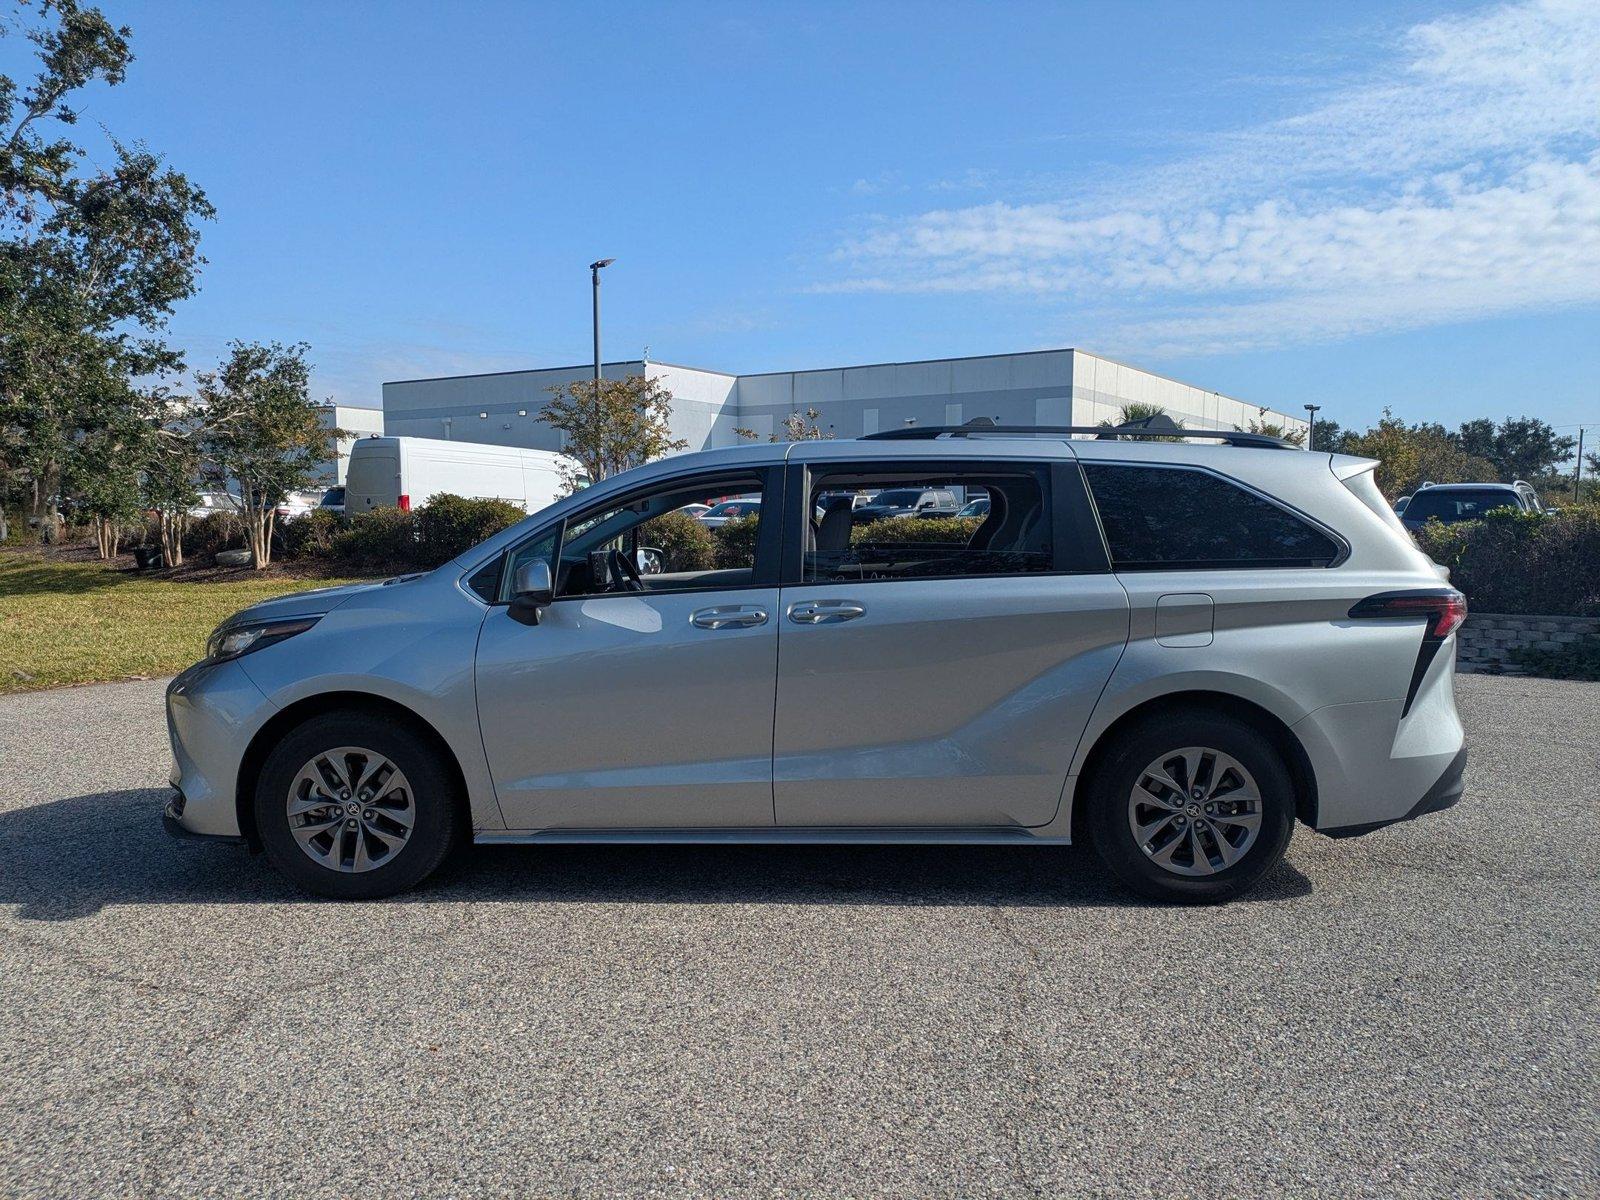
[1456,612,1600,674]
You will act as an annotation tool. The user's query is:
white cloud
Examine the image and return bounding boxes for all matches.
[822,0,1600,354]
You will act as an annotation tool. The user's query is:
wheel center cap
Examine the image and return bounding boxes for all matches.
[1187,804,1201,817]
[345,802,360,816]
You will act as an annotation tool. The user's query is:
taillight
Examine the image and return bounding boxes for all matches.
[398,494,411,512]
[1348,590,1468,639]
[1348,588,1467,717]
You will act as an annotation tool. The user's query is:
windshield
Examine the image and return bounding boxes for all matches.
[871,489,922,508]
[958,498,989,517]
[707,500,759,518]
[321,487,345,504]
[1405,488,1520,523]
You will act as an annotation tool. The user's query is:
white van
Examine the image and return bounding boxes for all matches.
[344,437,583,515]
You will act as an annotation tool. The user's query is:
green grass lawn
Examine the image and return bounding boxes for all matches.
[0,551,377,693]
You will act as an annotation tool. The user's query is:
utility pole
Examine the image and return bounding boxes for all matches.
[589,258,615,390]
[1575,427,1586,503]
[1304,403,1321,451]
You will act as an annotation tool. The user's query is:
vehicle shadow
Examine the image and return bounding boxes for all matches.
[0,788,1313,920]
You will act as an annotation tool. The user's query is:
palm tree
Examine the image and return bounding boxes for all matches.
[1098,403,1185,441]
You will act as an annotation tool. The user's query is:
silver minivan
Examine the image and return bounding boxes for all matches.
[165,424,1467,903]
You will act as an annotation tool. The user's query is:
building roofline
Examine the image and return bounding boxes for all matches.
[732,346,1078,379]
[381,345,1301,424]
[383,359,649,387]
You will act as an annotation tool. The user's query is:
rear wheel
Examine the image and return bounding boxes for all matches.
[1086,712,1295,904]
[255,712,461,899]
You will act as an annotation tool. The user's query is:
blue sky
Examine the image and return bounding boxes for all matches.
[8,0,1597,436]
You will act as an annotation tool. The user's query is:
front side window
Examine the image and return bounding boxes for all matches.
[1085,463,1340,569]
[547,473,767,599]
[804,465,1053,583]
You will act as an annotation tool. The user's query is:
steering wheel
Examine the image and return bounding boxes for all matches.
[609,547,645,592]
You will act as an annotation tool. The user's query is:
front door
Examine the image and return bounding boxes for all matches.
[475,466,783,831]
[772,457,1130,827]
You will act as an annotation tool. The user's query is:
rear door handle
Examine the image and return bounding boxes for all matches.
[788,599,866,625]
[691,605,768,630]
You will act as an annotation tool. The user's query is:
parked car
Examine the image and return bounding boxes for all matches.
[273,490,323,523]
[677,502,712,519]
[851,487,960,523]
[956,496,991,519]
[165,424,1466,904]
[697,497,762,529]
[1399,480,1543,530]
[344,436,585,515]
[187,491,241,520]
[318,486,346,516]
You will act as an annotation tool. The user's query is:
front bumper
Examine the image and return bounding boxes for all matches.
[163,790,247,845]
[1322,747,1467,839]
[165,658,277,839]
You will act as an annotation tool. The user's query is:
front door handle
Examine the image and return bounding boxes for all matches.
[788,599,867,625]
[691,605,768,630]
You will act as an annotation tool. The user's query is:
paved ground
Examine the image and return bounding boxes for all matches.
[0,675,1595,1198]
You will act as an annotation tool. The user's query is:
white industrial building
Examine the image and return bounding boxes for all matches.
[379,348,1306,455]
[315,403,385,485]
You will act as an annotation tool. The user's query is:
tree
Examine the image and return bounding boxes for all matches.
[62,387,147,557]
[1489,417,1573,483]
[141,387,202,566]
[1236,406,1306,447]
[735,407,833,442]
[1342,409,1497,499]
[1,1,213,538]
[1098,403,1185,441]
[1308,417,1343,453]
[197,342,331,568]
[539,374,685,489]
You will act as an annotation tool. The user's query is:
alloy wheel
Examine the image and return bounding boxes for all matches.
[1127,746,1263,877]
[286,746,415,874]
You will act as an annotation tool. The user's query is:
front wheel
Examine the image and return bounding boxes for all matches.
[255,712,462,899]
[1086,713,1295,904]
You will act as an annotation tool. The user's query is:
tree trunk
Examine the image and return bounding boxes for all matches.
[31,468,64,544]
[247,504,274,568]
[158,510,185,567]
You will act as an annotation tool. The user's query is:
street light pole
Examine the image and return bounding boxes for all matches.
[1304,403,1321,451]
[589,258,615,390]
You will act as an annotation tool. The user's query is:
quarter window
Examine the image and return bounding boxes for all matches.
[1084,464,1340,569]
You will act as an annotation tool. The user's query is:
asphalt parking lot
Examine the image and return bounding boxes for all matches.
[1,674,1596,1198]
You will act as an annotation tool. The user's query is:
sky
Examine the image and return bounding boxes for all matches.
[5,0,1598,439]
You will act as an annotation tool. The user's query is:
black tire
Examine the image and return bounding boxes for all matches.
[1086,711,1295,904]
[255,712,462,899]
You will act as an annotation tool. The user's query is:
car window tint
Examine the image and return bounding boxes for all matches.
[1084,464,1339,569]
[1403,488,1521,523]
[804,467,1053,583]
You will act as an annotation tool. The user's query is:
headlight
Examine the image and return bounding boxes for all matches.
[205,616,322,663]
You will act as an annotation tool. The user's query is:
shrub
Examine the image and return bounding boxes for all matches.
[850,515,982,546]
[332,507,422,569]
[1510,634,1600,681]
[637,509,716,573]
[1414,506,1600,617]
[184,511,243,559]
[275,508,345,560]
[417,494,526,564]
[711,514,760,570]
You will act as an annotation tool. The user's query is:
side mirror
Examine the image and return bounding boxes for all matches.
[508,559,554,626]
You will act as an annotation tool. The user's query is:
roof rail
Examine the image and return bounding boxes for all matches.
[859,414,1295,450]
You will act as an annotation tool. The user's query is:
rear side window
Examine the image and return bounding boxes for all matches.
[1084,464,1341,569]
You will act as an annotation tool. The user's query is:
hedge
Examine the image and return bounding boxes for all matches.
[1413,505,1600,617]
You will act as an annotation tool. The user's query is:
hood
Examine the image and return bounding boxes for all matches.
[221,579,389,627]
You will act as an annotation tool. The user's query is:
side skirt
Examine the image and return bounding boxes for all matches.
[475,827,1074,846]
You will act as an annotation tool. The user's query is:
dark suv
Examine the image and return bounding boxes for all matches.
[1400,481,1542,530]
